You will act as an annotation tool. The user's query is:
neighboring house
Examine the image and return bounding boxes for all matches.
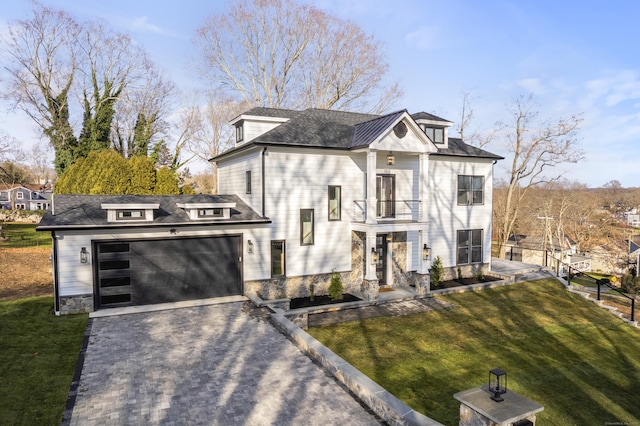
[505,234,591,272]
[623,209,640,227]
[38,107,503,314]
[0,184,52,210]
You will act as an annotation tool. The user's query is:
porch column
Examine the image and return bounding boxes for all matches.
[364,231,379,301]
[415,229,431,295]
[366,151,377,224]
[419,153,429,223]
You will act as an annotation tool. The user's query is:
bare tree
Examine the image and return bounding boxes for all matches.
[495,95,584,257]
[28,141,56,184]
[111,63,176,157]
[456,91,501,148]
[1,2,80,173]
[193,0,401,112]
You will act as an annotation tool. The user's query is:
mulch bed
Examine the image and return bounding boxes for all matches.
[436,275,502,289]
[290,293,362,309]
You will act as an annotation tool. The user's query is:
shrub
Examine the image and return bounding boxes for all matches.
[328,270,343,300]
[621,274,640,295]
[430,256,444,288]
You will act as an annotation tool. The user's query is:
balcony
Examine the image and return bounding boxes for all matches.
[352,200,421,223]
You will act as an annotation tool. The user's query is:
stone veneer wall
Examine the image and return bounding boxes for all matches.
[60,294,93,314]
[245,270,359,300]
[442,263,491,281]
[351,231,365,287]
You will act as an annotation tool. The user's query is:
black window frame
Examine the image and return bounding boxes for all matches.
[197,208,223,218]
[116,210,146,221]
[246,170,251,194]
[271,240,286,277]
[235,122,244,142]
[300,209,314,246]
[457,229,483,265]
[328,185,341,221]
[457,175,484,205]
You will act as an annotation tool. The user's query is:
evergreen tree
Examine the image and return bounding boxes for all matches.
[128,155,156,194]
[154,166,180,195]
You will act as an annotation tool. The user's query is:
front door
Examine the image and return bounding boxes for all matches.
[376,234,387,284]
[376,175,395,218]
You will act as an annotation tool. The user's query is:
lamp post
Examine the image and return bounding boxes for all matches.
[489,368,507,402]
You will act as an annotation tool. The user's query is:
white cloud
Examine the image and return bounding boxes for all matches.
[516,78,547,95]
[130,16,176,37]
[405,26,444,50]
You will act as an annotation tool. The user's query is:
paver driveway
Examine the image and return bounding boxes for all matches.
[68,301,381,425]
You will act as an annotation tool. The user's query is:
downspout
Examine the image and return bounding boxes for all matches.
[261,147,267,218]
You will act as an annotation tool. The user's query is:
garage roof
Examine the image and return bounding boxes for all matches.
[37,194,270,230]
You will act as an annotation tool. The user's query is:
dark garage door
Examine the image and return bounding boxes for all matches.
[95,236,242,309]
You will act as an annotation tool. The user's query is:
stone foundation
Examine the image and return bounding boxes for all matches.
[59,294,93,314]
[245,270,358,300]
[444,263,490,281]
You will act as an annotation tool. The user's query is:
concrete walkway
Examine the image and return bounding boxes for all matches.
[67,301,382,425]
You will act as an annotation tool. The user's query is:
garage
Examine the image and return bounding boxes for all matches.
[94,235,242,309]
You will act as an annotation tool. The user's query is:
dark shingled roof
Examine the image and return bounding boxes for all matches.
[433,138,503,160]
[411,112,452,123]
[37,194,269,230]
[215,107,502,160]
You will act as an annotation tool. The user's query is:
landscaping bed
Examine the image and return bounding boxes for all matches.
[290,293,362,309]
[436,274,501,289]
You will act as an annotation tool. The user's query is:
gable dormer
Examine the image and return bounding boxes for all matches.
[101,203,159,223]
[176,202,236,220]
[411,112,453,149]
[229,107,297,146]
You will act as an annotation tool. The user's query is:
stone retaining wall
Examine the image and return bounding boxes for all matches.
[60,295,93,314]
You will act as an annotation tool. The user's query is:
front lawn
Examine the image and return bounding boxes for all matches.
[308,279,640,425]
[0,297,88,425]
[0,222,51,249]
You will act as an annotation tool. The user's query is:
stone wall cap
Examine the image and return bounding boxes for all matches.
[454,385,544,424]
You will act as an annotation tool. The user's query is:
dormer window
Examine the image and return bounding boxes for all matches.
[117,210,145,220]
[235,122,244,143]
[101,203,159,223]
[423,126,444,144]
[197,208,223,218]
[177,202,235,220]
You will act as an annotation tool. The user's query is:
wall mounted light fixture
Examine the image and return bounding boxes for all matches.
[80,247,88,264]
[371,247,380,265]
[387,152,395,165]
[423,244,431,260]
[247,239,254,254]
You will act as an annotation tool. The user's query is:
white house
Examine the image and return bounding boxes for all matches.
[37,107,502,314]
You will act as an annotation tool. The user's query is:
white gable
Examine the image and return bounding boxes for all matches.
[369,115,438,154]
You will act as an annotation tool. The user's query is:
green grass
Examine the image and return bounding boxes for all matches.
[0,223,51,249]
[308,279,640,425]
[0,297,88,425]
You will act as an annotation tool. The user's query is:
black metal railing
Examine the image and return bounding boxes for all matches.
[352,200,420,222]
[553,254,637,322]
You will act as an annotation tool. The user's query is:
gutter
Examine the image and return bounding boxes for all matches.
[36,218,273,232]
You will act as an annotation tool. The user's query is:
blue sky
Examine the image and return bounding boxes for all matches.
[2,0,640,187]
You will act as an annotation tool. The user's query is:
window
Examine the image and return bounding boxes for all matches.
[422,126,444,144]
[271,240,285,276]
[116,210,145,220]
[300,209,314,245]
[197,208,223,218]
[246,171,251,194]
[457,229,483,265]
[16,192,24,200]
[458,175,484,205]
[236,123,244,142]
[328,185,341,221]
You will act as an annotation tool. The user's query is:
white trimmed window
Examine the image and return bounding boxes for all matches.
[458,175,484,205]
[457,229,483,265]
[300,209,314,245]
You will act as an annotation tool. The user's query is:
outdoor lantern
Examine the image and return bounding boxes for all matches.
[489,368,507,402]
[386,234,393,243]
[387,152,395,165]
[247,239,254,254]
[371,247,380,265]
[80,247,88,264]
[423,244,430,260]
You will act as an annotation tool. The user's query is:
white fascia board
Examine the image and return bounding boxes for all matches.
[101,203,160,210]
[176,203,236,209]
[414,118,454,127]
[369,112,437,153]
[229,114,290,126]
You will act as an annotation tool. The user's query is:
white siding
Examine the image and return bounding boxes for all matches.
[263,147,364,276]
[427,156,494,269]
[54,224,273,297]
[217,149,262,212]
[243,120,283,143]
